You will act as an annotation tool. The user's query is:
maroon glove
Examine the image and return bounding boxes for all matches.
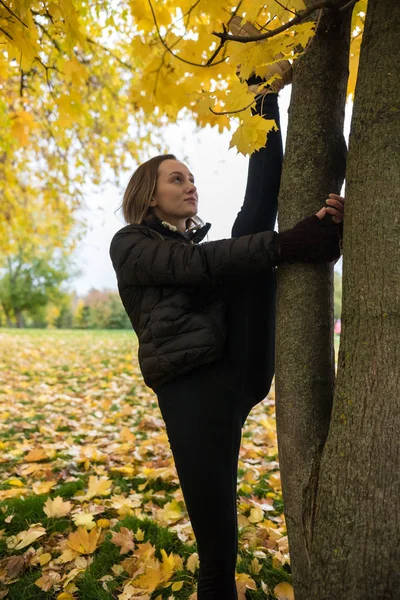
[276,213,343,264]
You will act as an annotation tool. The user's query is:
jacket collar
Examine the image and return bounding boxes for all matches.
[143,213,211,244]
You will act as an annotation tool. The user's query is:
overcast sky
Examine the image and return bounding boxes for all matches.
[70,86,352,296]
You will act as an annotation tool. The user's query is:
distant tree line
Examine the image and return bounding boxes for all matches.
[0,286,131,330]
[0,271,343,330]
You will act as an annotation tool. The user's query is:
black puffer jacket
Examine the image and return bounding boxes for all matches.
[109,214,280,391]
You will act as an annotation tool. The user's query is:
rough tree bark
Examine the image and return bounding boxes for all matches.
[309,1,400,597]
[274,3,351,598]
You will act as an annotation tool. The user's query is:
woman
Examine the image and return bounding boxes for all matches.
[109,56,344,599]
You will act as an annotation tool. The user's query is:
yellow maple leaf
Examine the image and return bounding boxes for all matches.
[248,507,264,524]
[133,566,163,593]
[63,57,88,86]
[35,571,62,592]
[274,581,295,600]
[72,512,96,529]
[222,80,256,113]
[24,448,51,462]
[58,548,80,564]
[32,480,58,495]
[236,572,257,599]
[110,527,135,555]
[13,525,47,550]
[186,552,199,574]
[269,472,282,491]
[84,475,113,500]
[43,496,73,518]
[10,111,37,147]
[249,557,262,575]
[67,526,101,555]
[156,500,184,524]
[117,583,151,600]
[229,112,277,156]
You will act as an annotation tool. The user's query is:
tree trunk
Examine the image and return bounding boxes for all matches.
[309,2,400,597]
[1,303,14,327]
[274,4,351,598]
[14,308,25,328]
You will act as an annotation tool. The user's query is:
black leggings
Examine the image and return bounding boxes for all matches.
[156,94,282,599]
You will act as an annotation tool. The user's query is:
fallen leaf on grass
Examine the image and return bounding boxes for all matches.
[43,496,73,518]
[7,525,47,550]
[235,572,257,600]
[32,480,58,495]
[186,552,199,573]
[274,581,295,600]
[35,570,62,591]
[66,526,101,554]
[110,527,135,554]
[84,475,113,500]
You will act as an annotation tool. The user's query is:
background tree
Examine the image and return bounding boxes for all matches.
[76,288,131,329]
[0,249,72,327]
[334,271,342,320]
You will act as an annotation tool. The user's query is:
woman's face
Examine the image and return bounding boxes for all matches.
[150,159,198,223]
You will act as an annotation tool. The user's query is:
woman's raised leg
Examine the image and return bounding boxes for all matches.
[231,93,283,237]
[228,93,284,415]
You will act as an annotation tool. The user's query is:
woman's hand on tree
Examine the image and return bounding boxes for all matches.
[315,193,345,223]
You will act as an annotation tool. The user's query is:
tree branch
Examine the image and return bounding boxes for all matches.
[0,0,28,28]
[163,0,202,39]
[212,0,349,44]
[33,19,62,52]
[0,26,13,40]
[209,98,256,115]
[147,0,227,68]
[86,37,135,70]
[339,0,358,12]
[273,0,298,17]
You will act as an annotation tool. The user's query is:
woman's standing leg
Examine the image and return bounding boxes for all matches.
[156,360,246,600]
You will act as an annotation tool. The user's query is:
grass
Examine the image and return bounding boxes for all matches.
[0,328,343,598]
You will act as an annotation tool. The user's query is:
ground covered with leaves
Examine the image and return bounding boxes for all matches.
[0,329,333,600]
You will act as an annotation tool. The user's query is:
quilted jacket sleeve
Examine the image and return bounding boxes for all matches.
[109,225,280,287]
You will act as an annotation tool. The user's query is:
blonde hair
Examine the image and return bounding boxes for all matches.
[121,154,204,229]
